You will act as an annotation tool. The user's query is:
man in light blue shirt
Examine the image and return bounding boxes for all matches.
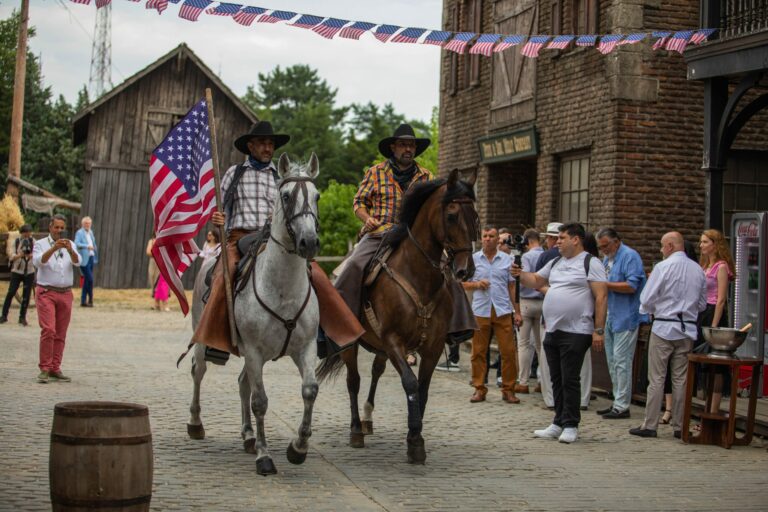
[463,227,522,404]
[595,228,646,419]
[630,232,706,439]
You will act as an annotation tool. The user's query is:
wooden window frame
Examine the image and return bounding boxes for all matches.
[570,0,598,35]
[467,0,483,87]
[551,0,562,35]
[558,154,591,227]
[448,5,459,96]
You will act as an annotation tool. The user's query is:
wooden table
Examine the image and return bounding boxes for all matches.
[682,353,763,449]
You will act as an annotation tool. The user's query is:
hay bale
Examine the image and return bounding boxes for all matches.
[0,195,25,233]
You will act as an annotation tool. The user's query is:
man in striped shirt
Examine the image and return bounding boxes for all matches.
[191,121,290,354]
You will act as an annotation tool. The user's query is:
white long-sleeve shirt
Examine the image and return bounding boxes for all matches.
[639,251,707,341]
[32,236,81,288]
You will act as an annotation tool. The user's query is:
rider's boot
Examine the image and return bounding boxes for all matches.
[316,327,355,359]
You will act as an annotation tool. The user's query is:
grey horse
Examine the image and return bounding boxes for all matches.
[187,153,321,475]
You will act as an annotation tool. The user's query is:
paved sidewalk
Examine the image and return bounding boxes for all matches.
[1,306,766,511]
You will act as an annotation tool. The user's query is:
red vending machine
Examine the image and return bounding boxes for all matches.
[731,212,767,396]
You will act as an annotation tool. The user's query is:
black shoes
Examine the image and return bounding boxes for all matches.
[629,427,657,438]
[673,430,682,439]
[447,329,474,347]
[203,347,230,365]
[596,406,613,415]
[0,316,7,324]
[19,318,28,326]
[602,408,630,419]
[316,328,354,360]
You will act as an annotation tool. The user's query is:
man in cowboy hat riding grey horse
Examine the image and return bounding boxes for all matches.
[191,121,290,356]
[323,124,477,356]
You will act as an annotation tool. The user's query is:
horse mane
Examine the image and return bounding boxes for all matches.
[383,177,476,249]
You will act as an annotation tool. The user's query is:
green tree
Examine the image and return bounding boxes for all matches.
[317,180,359,257]
[242,65,349,188]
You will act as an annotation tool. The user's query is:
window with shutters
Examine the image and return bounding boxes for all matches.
[144,108,184,162]
[465,0,483,87]
[571,0,598,35]
[551,0,562,35]
[559,154,590,227]
[447,5,459,96]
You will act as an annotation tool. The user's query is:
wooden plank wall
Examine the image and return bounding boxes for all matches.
[81,52,253,289]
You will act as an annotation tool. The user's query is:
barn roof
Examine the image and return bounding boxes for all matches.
[73,43,257,146]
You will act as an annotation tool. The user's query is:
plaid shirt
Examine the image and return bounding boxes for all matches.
[221,158,277,231]
[353,161,432,233]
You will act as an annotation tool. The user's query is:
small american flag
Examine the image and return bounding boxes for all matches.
[373,25,400,43]
[493,35,525,53]
[391,27,427,44]
[469,34,501,56]
[422,30,452,46]
[546,35,574,50]
[313,18,348,39]
[291,14,324,29]
[232,6,266,26]
[149,99,216,316]
[69,0,91,4]
[146,0,181,15]
[618,33,646,45]
[257,10,296,24]
[521,36,549,58]
[651,31,672,50]
[690,28,716,45]
[666,30,694,53]
[179,0,212,21]
[95,0,111,8]
[575,35,597,47]
[597,34,623,54]
[339,21,375,40]
[206,2,241,16]
[444,32,475,54]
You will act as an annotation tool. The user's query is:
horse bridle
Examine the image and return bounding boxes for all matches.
[269,176,319,256]
[406,196,478,272]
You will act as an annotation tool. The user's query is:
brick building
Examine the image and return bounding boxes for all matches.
[438,0,768,264]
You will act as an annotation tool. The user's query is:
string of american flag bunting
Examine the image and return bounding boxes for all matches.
[69,0,717,57]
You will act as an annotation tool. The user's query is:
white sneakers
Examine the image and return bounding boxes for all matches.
[533,424,563,439]
[558,427,578,444]
[533,424,579,443]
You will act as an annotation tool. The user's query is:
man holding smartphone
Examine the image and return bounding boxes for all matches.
[32,214,81,383]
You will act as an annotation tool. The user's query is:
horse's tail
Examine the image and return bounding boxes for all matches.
[316,353,347,383]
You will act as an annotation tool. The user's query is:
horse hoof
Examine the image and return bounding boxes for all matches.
[407,439,426,464]
[187,423,205,440]
[286,443,308,465]
[361,421,374,435]
[349,432,365,448]
[256,457,277,476]
[244,438,257,454]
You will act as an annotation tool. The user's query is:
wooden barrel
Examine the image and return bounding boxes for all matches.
[49,402,153,511]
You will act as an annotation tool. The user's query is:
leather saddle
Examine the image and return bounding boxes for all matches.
[363,244,392,288]
[202,226,270,302]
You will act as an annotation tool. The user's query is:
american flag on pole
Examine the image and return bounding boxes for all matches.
[422,30,452,46]
[469,34,501,56]
[146,0,181,15]
[690,28,716,45]
[257,10,296,24]
[493,35,525,53]
[521,36,549,58]
[597,34,623,54]
[575,34,597,47]
[232,6,266,26]
[149,99,216,316]
[651,31,672,50]
[618,33,646,45]
[391,27,427,43]
[179,0,212,21]
[206,2,241,16]
[546,35,574,50]
[339,21,375,40]
[444,32,475,54]
[290,14,324,29]
[373,25,400,42]
[666,30,694,53]
[313,18,348,39]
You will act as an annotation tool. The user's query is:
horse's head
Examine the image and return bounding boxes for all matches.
[274,152,320,259]
[441,168,478,281]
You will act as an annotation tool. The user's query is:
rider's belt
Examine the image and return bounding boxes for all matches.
[40,285,72,293]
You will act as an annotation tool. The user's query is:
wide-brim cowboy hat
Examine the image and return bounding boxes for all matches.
[378,123,431,160]
[234,121,290,154]
[540,222,563,237]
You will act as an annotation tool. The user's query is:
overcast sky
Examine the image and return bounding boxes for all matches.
[0,0,444,122]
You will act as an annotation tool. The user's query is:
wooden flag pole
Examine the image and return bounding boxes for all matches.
[205,88,238,348]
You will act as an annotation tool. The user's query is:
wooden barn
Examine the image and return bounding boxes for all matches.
[73,43,257,289]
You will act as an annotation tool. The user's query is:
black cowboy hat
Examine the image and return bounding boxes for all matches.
[378,123,431,159]
[234,121,291,154]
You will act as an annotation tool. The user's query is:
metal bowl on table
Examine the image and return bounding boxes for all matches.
[700,327,749,358]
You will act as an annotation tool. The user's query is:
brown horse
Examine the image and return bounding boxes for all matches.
[318,168,478,464]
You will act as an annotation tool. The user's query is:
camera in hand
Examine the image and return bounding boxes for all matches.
[59,230,69,241]
[503,234,527,254]
[20,237,33,255]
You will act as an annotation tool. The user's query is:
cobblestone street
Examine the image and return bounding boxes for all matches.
[1,305,767,511]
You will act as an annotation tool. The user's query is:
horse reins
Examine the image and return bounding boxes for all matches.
[253,175,318,361]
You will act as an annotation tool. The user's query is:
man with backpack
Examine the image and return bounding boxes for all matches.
[1,224,35,326]
[514,222,607,443]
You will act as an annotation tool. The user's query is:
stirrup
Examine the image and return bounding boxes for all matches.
[204,347,230,365]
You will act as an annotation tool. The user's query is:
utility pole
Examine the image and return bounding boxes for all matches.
[89,2,112,98]
[7,0,29,201]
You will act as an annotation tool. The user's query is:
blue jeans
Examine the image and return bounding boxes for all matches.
[81,256,94,305]
[604,322,638,412]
